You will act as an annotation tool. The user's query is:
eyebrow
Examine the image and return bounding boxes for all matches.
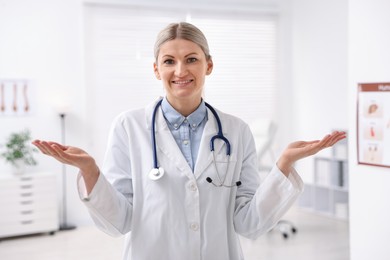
[161,52,200,59]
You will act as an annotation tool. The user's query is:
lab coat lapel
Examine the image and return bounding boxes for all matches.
[146,98,194,179]
[194,107,226,179]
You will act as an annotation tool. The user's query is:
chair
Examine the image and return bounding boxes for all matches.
[249,119,297,239]
[249,119,277,173]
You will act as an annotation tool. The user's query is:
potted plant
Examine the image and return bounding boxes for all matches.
[1,129,38,174]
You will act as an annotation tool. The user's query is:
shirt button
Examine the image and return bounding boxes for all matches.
[190,223,199,231]
[189,182,197,191]
[184,119,188,123]
[192,123,197,128]
[173,123,178,129]
[183,140,189,145]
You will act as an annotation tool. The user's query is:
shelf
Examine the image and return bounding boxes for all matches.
[298,134,349,220]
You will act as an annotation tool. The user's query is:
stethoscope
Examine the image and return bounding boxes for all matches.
[149,99,241,188]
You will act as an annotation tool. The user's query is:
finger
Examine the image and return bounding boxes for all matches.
[318,131,346,149]
[52,144,83,167]
[47,141,68,150]
[33,141,68,163]
[51,144,74,164]
[316,134,333,148]
[32,140,53,155]
[326,131,346,146]
[40,141,64,158]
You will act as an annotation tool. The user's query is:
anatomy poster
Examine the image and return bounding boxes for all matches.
[357,82,390,167]
[0,80,34,116]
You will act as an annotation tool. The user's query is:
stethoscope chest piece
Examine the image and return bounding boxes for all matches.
[148,167,165,180]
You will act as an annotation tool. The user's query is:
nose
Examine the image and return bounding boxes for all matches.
[174,62,188,77]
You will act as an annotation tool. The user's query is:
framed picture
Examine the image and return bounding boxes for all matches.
[0,80,34,117]
[357,82,390,167]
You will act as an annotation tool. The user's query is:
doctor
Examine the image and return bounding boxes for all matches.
[33,22,346,260]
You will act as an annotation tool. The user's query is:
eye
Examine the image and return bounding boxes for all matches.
[187,57,197,63]
[163,59,174,65]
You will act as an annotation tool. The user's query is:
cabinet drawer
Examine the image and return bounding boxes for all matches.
[0,172,59,238]
[0,174,56,189]
[0,202,57,219]
[0,208,58,223]
[0,180,57,194]
[0,216,58,238]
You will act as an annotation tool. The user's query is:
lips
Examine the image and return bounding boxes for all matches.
[172,79,193,85]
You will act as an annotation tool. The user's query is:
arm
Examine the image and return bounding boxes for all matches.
[32,115,134,236]
[234,127,346,239]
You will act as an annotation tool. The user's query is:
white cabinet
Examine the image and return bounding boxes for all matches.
[298,136,349,220]
[0,172,59,238]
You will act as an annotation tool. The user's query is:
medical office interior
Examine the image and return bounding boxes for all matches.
[0,0,389,259]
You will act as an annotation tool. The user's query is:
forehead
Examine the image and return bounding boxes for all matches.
[158,38,203,57]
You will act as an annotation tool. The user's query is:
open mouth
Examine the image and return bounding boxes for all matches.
[172,79,194,85]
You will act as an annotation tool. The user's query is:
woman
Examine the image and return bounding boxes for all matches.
[33,22,346,260]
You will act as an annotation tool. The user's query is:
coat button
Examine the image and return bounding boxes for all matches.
[189,182,197,191]
[190,223,199,231]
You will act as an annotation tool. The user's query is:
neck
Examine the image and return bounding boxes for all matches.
[167,97,201,117]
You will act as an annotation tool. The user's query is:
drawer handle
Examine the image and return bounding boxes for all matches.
[21,192,33,197]
[21,210,34,215]
[20,200,33,205]
[20,177,33,181]
[21,220,34,225]
[20,185,33,189]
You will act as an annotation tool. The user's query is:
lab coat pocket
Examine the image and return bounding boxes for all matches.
[209,153,238,186]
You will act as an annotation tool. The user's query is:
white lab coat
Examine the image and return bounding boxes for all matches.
[77,98,303,260]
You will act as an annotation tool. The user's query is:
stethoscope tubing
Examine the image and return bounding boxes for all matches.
[150,99,239,187]
[151,99,163,169]
[205,102,231,156]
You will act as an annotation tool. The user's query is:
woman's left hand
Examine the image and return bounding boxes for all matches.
[277,131,346,175]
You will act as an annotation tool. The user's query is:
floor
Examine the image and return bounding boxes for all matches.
[0,207,350,260]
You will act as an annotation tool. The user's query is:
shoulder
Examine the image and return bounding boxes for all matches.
[111,98,161,129]
[207,104,250,132]
[114,107,145,124]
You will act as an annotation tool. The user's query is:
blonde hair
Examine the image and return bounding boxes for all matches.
[154,22,211,62]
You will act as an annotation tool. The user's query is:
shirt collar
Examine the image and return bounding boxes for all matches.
[161,97,207,130]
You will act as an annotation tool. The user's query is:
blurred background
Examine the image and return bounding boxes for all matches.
[0,0,389,259]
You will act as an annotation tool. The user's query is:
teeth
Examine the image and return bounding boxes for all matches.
[174,80,192,84]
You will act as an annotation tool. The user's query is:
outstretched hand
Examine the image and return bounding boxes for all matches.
[277,131,346,175]
[32,140,98,174]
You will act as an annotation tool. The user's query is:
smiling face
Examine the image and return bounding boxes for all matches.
[154,38,213,115]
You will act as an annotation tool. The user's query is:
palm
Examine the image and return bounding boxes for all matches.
[32,140,94,170]
[280,131,346,169]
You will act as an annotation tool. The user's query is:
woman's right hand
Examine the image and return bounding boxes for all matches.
[32,140,99,193]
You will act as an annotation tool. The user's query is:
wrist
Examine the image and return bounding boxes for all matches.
[276,157,292,176]
[80,161,99,179]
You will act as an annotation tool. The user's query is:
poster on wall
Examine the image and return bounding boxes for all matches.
[357,82,390,168]
[0,79,35,117]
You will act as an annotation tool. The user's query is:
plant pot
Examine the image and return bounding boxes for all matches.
[12,159,26,175]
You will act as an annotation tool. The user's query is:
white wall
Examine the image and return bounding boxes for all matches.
[0,0,91,225]
[349,0,390,259]
[288,0,348,183]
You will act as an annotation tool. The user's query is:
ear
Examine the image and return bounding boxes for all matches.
[153,63,161,80]
[206,58,213,75]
